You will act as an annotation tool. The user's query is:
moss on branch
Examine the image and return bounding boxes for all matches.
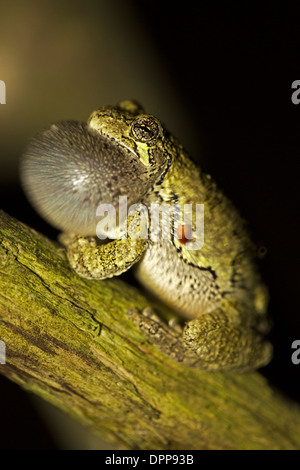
[0,210,299,449]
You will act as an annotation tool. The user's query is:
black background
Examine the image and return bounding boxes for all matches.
[0,2,299,449]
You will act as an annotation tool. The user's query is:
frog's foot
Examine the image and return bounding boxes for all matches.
[126,307,273,371]
[59,233,148,280]
[141,307,183,332]
[126,307,185,362]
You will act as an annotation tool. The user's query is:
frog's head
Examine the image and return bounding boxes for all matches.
[20,100,173,236]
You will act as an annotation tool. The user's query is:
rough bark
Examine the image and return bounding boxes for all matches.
[0,210,299,450]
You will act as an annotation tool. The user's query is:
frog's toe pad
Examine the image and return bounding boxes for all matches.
[126,307,164,334]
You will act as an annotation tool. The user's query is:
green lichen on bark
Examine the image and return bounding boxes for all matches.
[0,210,300,449]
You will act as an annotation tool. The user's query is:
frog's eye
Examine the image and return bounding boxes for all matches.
[131,115,161,144]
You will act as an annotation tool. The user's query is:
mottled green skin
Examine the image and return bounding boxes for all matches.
[55,100,272,371]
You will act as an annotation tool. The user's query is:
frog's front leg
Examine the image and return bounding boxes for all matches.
[60,233,148,280]
[126,306,272,371]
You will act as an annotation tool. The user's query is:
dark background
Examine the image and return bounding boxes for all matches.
[0,1,299,449]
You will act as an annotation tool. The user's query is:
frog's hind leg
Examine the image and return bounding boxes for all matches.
[126,305,272,372]
[181,307,272,371]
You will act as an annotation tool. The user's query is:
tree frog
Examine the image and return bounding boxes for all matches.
[20,100,272,371]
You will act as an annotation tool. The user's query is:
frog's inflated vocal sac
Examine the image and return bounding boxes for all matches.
[20,100,272,371]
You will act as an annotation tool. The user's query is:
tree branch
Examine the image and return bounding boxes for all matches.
[0,210,299,450]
